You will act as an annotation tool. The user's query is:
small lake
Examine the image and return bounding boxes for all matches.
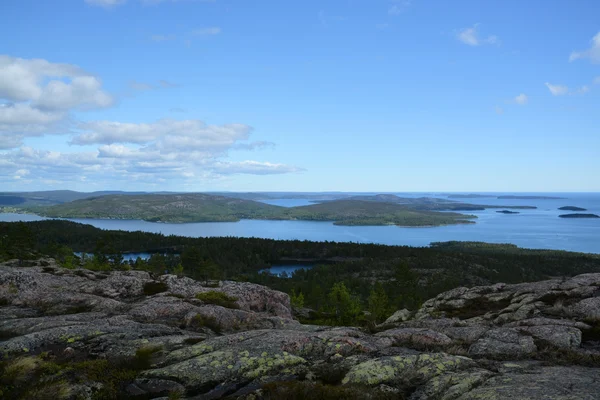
[258,265,314,277]
[2,192,599,254]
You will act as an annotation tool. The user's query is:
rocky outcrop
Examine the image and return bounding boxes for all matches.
[2,260,600,399]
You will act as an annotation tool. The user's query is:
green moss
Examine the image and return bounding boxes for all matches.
[190,314,222,334]
[195,291,239,309]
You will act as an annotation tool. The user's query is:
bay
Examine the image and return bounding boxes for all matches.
[1,192,599,254]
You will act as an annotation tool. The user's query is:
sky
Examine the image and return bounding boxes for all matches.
[0,0,599,192]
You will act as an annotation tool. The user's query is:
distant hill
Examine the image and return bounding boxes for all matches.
[32,194,478,226]
[324,194,536,211]
[0,190,155,206]
[39,193,284,223]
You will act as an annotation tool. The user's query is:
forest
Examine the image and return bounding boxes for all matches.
[2,219,600,326]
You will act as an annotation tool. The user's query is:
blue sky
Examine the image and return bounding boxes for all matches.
[1,0,599,192]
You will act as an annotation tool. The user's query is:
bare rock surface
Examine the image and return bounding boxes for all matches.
[2,260,600,399]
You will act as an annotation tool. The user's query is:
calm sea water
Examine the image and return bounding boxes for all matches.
[1,193,599,254]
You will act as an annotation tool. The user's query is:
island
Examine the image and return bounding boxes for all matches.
[29,193,478,227]
[498,195,566,200]
[496,210,520,214]
[446,194,496,199]
[559,206,587,211]
[559,214,600,219]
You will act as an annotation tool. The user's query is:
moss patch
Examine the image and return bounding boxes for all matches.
[195,291,239,309]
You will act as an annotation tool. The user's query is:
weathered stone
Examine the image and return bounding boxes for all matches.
[468,328,537,358]
[376,328,453,347]
[383,309,412,324]
[457,366,600,399]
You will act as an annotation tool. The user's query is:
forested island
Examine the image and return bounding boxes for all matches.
[559,213,600,219]
[498,195,566,200]
[559,206,588,211]
[7,193,484,227]
[496,210,520,214]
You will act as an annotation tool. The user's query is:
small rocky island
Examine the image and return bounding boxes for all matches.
[559,206,588,211]
[496,210,520,214]
[559,213,600,219]
[498,195,566,200]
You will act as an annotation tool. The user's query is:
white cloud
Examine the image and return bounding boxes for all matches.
[72,119,252,148]
[545,82,569,96]
[212,161,304,175]
[544,82,592,96]
[35,76,113,111]
[569,32,600,64]
[0,55,112,144]
[514,94,528,105]
[457,24,499,46]
[0,135,24,150]
[0,54,115,149]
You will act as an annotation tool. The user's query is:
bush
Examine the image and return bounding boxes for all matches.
[133,344,163,369]
[190,314,222,334]
[195,291,238,309]
[143,281,169,296]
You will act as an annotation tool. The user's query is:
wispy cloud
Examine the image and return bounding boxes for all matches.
[159,80,179,88]
[569,32,600,64]
[545,82,592,96]
[514,94,528,105]
[388,0,411,15]
[594,77,600,85]
[86,0,216,7]
[128,80,179,91]
[85,0,126,7]
[457,24,498,46]
[191,27,221,36]
[150,34,176,42]
[494,106,504,115]
[545,82,569,96]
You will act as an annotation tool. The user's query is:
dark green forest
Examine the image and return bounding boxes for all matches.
[2,220,600,326]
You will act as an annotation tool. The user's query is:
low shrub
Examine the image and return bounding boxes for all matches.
[190,314,222,334]
[195,291,238,309]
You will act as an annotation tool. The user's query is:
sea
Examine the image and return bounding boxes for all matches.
[1,192,599,254]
